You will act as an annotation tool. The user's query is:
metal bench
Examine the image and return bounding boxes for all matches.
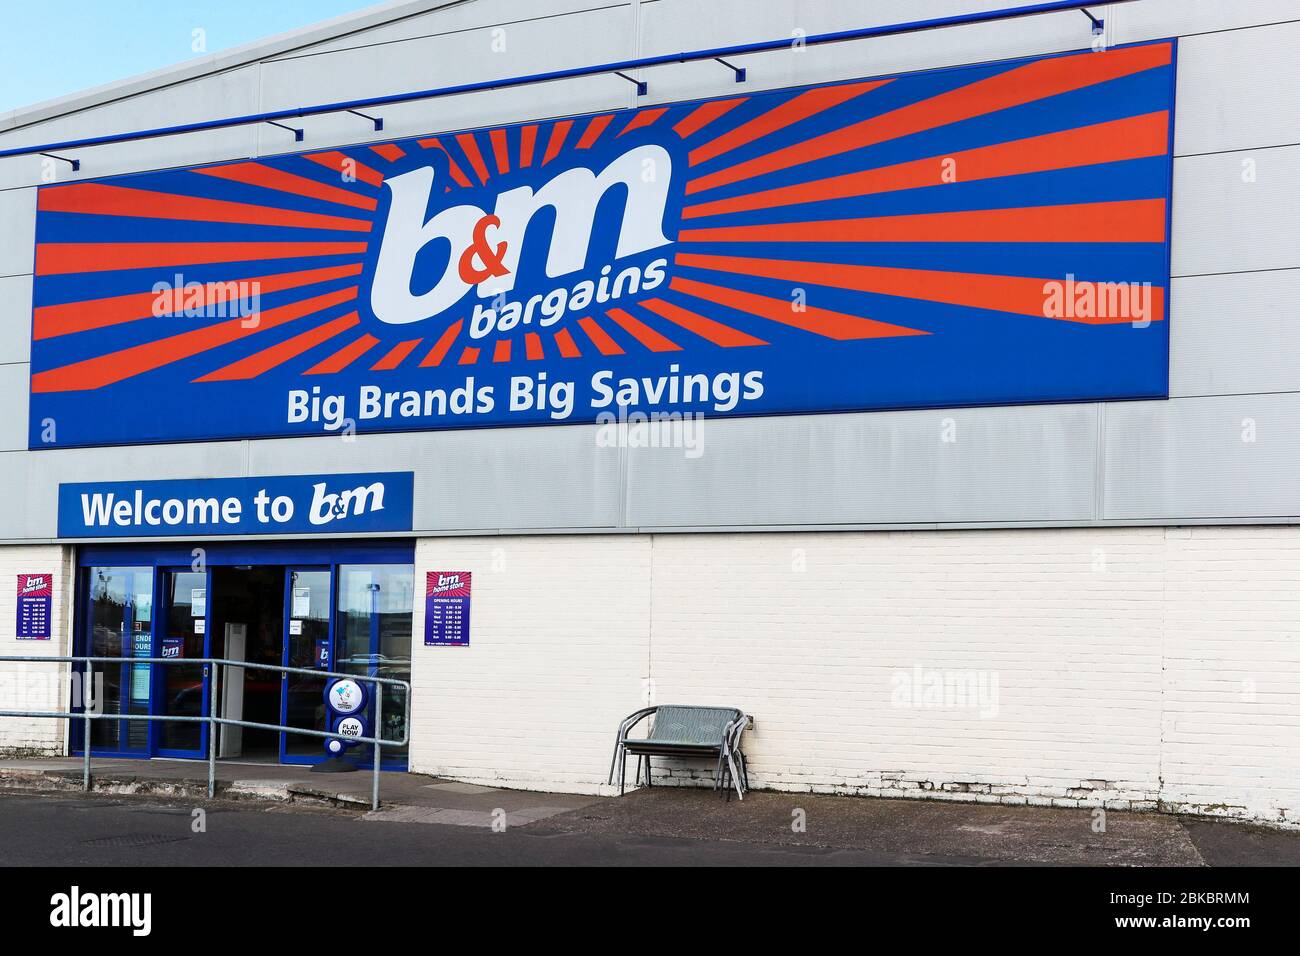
[608,705,752,800]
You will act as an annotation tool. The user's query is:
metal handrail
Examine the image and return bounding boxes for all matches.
[0,654,411,810]
[0,0,1138,162]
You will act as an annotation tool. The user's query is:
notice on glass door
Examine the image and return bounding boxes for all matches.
[424,572,471,647]
[131,631,152,702]
[16,573,53,640]
[291,587,311,619]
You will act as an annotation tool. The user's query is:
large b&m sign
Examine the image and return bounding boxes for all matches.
[29,41,1175,449]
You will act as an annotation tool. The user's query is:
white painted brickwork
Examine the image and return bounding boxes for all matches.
[411,535,651,793]
[0,545,71,754]
[410,527,1300,824]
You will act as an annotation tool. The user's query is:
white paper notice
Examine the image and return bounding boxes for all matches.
[191,588,206,617]
[292,587,311,618]
[289,620,303,636]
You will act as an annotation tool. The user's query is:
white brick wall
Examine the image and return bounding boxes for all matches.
[1161,528,1300,821]
[410,535,651,792]
[409,527,1300,823]
[0,545,72,754]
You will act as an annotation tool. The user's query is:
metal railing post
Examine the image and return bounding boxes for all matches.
[372,684,383,812]
[208,662,219,799]
[82,659,91,792]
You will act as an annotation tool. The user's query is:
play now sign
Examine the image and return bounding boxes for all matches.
[58,472,415,538]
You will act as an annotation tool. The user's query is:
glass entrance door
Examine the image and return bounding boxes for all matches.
[336,565,413,769]
[155,569,211,758]
[281,568,332,762]
[77,566,154,756]
[74,544,413,768]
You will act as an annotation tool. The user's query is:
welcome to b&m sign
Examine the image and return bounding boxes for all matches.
[28,41,1175,449]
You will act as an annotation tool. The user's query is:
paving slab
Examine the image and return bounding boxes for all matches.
[0,756,600,823]
[363,804,579,827]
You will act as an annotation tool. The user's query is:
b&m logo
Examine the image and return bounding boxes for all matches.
[19,574,49,596]
[363,141,678,341]
[29,42,1177,449]
[429,571,471,598]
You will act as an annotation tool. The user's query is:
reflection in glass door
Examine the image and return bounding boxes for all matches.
[281,569,331,761]
[156,570,210,757]
[80,566,154,755]
[336,565,413,768]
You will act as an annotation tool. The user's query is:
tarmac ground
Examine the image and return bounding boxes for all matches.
[0,756,1296,866]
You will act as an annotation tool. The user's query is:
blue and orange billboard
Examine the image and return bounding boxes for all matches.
[28,40,1175,448]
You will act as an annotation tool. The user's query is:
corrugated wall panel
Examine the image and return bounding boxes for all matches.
[247,425,624,531]
[255,4,634,155]
[262,0,623,60]
[0,443,247,541]
[626,404,1099,528]
[0,274,32,367]
[1171,19,1300,155]
[1172,145,1300,277]
[639,0,1091,104]
[1170,269,1300,397]
[0,67,260,191]
[0,365,28,452]
[0,187,35,278]
[1112,0,1300,45]
[1104,393,1300,520]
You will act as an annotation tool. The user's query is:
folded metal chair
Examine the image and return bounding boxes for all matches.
[608,704,752,800]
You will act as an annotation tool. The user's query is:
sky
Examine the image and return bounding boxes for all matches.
[0,0,386,114]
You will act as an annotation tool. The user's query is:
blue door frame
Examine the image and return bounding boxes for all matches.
[73,539,413,769]
[355,574,403,772]
[72,566,154,758]
[152,566,212,760]
[278,564,334,767]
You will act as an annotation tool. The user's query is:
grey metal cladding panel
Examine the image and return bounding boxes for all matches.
[639,0,1087,104]
[0,188,35,278]
[0,442,247,540]
[1104,394,1300,520]
[0,68,260,190]
[0,364,28,451]
[255,4,633,152]
[1172,146,1300,278]
[1113,0,1300,44]
[263,0,627,59]
[0,274,32,365]
[246,425,622,531]
[1170,269,1300,397]
[626,404,1099,528]
[1172,19,1300,156]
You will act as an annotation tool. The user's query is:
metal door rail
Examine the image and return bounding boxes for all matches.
[0,0,1138,162]
[0,655,411,811]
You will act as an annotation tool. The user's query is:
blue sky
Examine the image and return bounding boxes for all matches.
[0,1,383,114]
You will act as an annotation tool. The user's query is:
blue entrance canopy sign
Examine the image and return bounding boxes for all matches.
[57,472,415,538]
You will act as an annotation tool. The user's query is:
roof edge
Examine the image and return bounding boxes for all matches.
[0,0,463,133]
